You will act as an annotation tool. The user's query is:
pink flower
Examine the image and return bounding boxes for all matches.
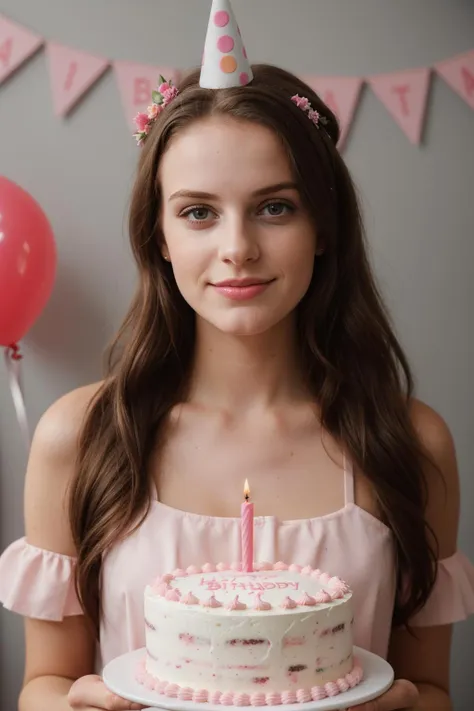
[132,78,179,146]
[147,103,162,120]
[308,109,321,125]
[162,86,179,106]
[134,112,149,132]
[291,95,310,111]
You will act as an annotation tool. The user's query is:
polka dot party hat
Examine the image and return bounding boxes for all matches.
[200,0,253,89]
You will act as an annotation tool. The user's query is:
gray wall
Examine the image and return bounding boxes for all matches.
[1,0,473,708]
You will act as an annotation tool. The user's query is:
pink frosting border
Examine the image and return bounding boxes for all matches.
[149,561,351,610]
[135,655,364,705]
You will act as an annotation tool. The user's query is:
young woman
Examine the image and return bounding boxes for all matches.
[0,57,473,711]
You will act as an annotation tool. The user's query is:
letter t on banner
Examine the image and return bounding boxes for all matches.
[368,68,432,145]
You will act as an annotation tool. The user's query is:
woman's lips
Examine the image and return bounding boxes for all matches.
[212,280,274,301]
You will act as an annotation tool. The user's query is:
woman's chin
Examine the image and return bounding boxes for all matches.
[203,312,285,338]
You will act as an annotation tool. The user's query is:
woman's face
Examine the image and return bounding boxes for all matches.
[159,116,318,337]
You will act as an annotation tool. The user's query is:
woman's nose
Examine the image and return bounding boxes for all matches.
[218,217,260,265]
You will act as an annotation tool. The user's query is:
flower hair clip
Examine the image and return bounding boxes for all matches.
[291,95,329,130]
[133,76,179,146]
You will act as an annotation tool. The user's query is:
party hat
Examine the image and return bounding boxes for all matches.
[200,0,253,89]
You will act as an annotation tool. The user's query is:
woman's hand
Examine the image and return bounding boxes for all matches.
[347,679,419,710]
[68,674,146,710]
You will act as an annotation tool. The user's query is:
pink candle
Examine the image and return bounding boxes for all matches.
[241,479,254,573]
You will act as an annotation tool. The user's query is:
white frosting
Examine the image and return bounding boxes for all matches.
[144,568,354,695]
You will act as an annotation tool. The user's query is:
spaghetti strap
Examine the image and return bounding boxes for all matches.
[150,477,159,501]
[343,455,355,505]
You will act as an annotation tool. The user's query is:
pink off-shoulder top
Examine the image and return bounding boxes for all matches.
[1,460,473,675]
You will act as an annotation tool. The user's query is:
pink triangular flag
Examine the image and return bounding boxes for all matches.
[303,76,363,150]
[46,43,109,116]
[435,49,474,111]
[368,68,431,145]
[0,14,43,85]
[114,61,180,131]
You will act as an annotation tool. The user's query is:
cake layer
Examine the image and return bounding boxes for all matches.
[143,562,357,699]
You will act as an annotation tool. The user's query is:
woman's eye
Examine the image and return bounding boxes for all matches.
[261,202,294,217]
[182,206,212,222]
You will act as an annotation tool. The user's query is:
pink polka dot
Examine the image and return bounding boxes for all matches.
[240,72,249,86]
[214,10,230,27]
[217,35,234,53]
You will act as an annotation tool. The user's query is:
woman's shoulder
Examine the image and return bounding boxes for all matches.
[24,381,105,555]
[408,397,459,558]
[408,398,456,460]
[33,380,105,458]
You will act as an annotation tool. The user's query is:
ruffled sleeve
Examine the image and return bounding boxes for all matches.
[0,537,83,621]
[410,550,474,626]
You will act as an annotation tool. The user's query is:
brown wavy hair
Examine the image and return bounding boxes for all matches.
[69,64,438,635]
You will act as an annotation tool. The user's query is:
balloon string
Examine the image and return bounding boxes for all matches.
[4,343,31,452]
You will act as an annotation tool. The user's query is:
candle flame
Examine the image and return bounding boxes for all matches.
[243,478,250,500]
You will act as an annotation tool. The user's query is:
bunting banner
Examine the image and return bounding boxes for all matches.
[0,12,472,149]
[435,49,474,111]
[303,75,363,150]
[0,14,43,84]
[368,68,432,145]
[114,61,181,131]
[46,43,109,116]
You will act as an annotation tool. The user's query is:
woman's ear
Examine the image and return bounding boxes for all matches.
[314,227,324,256]
[161,245,171,262]
[314,242,325,256]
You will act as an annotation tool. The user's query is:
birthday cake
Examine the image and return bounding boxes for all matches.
[136,562,363,705]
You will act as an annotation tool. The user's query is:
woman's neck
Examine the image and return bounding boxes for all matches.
[188,316,309,412]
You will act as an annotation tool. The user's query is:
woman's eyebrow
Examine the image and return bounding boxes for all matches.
[168,181,299,202]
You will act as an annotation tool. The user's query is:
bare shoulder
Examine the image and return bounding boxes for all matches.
[409,398,456,459]
[388,397,458,690]
[409,398,460,557]
[32,381,105,456]
[24,381,105,555]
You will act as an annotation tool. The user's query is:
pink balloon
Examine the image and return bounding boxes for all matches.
[0,177,57,346]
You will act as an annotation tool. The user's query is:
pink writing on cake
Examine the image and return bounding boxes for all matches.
[199,576,299,591]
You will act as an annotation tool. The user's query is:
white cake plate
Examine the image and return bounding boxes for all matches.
[103,647,394,711]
